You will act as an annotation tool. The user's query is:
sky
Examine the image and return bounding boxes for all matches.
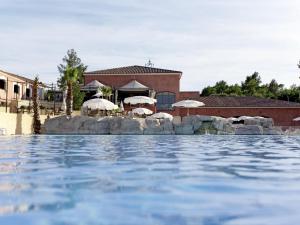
[0,0,300,91]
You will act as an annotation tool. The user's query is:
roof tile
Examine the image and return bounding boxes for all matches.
[85,65,182,75]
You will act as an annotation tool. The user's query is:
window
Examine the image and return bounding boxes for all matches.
[0,79,5,90]
[26,88,31,98]
[14,84,20,94]
[156,92,176,110]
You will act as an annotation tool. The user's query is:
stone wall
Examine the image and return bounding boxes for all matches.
[44,115,286,135]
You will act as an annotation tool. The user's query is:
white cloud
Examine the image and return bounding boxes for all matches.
[0,0,300,90]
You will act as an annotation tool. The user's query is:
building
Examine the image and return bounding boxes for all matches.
[177,96,300,127]
[0,69,34,111]
[84,65,185,110]
[0,69,63,113]
[84,65,300,126]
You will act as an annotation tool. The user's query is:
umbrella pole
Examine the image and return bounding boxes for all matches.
[187,108,189,116]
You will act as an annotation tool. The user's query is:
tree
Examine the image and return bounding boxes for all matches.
[73,83,85,110]
[225,84,242,96]
[214,80,228,94]
[267,79,284,98]
[100,86,113,100]
[58,49,87,86]
[201,86,216,96]
[64,66,79,115]
[278,85,300,103]
[241,72,262,96]
[32,77,41,134]
[57,49,87,111]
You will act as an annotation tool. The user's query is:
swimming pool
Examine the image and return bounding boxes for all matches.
[0,135,300,225]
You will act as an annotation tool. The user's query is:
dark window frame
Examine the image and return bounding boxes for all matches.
[14,84,20,94]
[26,88,31,98]
[0,79,5,90]
[156,92,176,110]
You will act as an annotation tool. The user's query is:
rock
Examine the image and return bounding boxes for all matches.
[143,118,174,135]
[44,116,84,134]
[222,123,236,134]
[182,115,204,131]
[244,118,261,126]
[263,127,283,135]
[82,117,110,134]
[174,124,194,135]
[195,121,217,135]
[240,117,274,128]
[283,128,300,135]
[260,118,274,128]
[144,117,163,134]
[43,115,281,136]
[160,119,175,134]
[109,117,123,135]
[235,125,263,135]
[117,118,144,135]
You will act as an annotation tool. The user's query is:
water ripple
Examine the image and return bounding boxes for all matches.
[0,135,300,225]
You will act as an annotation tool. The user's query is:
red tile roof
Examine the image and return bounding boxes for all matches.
[194,96,300,108]
[84,65,182,75]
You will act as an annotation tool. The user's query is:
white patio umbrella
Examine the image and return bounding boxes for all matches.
[92,91,103,98]
[151,112,173,120]
[82,99,118,111]
[124,96,157,105]
[293,117,300,121]
[172,100,205,116]
[132,107,153,115]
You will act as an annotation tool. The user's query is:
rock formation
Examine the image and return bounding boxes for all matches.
[44,115,284,135]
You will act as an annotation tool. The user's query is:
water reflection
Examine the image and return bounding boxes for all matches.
[0,135,300,225]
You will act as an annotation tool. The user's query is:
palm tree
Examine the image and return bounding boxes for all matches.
[100,86,113,100]
[32,76,41,134]
[65,66,79,116]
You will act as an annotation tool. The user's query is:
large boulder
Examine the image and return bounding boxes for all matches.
[260,118,274,128]
[235,125,263,135]
[109,117,123,134]
[44,116,88,134]
[182,116,202,131]
[81,117,110,134]
[214,117,236,135]
[110,117,144,135]
[144,117,163,134]
[160,119,175,134]
[263,127,283,135]
[174,124,194,135]
[143,118,174,135]
[235,116,274,128]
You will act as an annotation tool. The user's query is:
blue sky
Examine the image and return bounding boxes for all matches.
[0,0,300,91]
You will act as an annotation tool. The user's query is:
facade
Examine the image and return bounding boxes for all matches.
[176,96,300,127]
[84,65,300,126]
[84,65,182,110]
[0,69,63,113]
[0,69,34,109]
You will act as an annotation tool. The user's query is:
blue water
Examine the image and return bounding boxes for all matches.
[0,136,300,225]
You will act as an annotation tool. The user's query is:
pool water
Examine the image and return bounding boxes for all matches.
[0,135,300,225]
